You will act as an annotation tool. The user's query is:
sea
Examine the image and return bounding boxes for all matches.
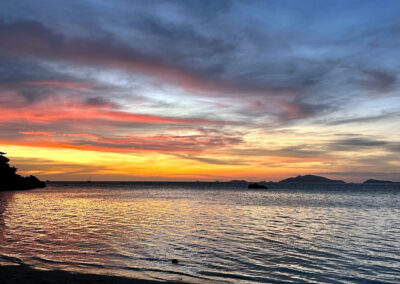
[0,182,399,283]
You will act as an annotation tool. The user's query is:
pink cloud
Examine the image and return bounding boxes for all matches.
[19,131,56,136]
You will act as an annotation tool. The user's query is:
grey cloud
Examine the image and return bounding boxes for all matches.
[335,138,387,147]
[385,143,400,153]
[327,112,399,125]
[330,137,388,151]
[0,57,59,83]
[230,145,325,158]
[84,97,120,108]
[130,16,236,63]
[174,154,246,166]
[0,0,398,132]
[67,130,243,153]
[359,69,397,92]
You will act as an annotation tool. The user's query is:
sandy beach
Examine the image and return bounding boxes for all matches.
[0,265,188,284]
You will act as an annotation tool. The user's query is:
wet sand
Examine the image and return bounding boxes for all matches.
[0,265,188,284]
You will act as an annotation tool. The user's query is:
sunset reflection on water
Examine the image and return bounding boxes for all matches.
[0,183,399,283]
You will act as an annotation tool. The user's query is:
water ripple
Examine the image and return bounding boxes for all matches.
[0,183,399,283]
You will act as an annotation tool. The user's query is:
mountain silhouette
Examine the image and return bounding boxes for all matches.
[363,179,393,184]
[279,174,345,183]
[0,152,45,191]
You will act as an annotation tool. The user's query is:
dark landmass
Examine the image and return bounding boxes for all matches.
[0,265,188,284]
[229,179,247,183]
[279,175,345,184]
[363,179,393,184]
[248,183,267,189]
[0,152,45,191]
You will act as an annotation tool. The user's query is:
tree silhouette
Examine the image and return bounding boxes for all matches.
[0,152,45,191]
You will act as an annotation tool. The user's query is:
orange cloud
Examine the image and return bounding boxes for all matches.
[0,105,221,125]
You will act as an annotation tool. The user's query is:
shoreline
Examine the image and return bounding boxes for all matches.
[0,265,189,284]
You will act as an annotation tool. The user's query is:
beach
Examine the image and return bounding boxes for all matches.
[0,265,187,284]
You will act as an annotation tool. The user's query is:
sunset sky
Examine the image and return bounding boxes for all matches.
[0,0,399,182]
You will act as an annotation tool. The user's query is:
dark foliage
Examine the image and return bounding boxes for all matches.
[0,152,45,191]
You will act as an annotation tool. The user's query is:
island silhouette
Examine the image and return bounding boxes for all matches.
[0,152,45,191]
[279,174,345,183]
[363,179,393,184]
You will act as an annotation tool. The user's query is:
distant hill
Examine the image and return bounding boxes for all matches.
[229,180,247,183]
[0,152,45,191]
[279,175,345,183]
[363,179,393,184]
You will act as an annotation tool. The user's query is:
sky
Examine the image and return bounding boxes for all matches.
[0,0,399,182]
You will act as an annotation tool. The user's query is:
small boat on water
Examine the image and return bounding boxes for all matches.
[248,183,267,189]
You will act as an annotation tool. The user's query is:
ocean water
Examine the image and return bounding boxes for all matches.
[0,182,399,283]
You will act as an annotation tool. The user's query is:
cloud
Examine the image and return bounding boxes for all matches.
[385,143,400,153]
[335,138,387,147]
[174,154,246,166]
[0,20,306,107]
[358,68,397,92]
[2,17,395,127]
[0,0,399,181]
[19,131,56,136]
[0,129,244,154]
[327,112,399,125]
[330,137,388,151]
[0,97,224,125]
[25,80,92,90]
[0,20,237,95]
[11,157,111,176]
[228,145,327,161]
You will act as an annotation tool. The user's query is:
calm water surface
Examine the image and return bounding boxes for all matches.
[0,182,399,283]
